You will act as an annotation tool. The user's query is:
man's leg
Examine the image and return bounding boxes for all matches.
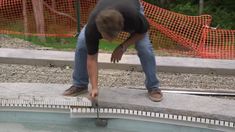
[72,27,89,87]
[137,1,162,102]
[135,34,162,102]
[63,27,89,96]
[135,34,159,91]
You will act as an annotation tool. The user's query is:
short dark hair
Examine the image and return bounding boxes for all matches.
[95,9,124,38]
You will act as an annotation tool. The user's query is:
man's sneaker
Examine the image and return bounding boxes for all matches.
[148,89,163,102]
[62,85,88,96]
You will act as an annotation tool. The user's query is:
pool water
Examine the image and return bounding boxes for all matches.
[0,111,221,132]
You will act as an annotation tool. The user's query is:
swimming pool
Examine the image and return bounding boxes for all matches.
[0,111,222,132]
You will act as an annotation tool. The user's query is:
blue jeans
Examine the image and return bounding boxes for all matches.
[72,5,160,92]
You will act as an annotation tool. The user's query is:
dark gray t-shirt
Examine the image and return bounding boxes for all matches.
[85,0,149,55]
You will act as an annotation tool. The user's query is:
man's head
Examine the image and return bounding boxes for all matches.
[95,9,124,41]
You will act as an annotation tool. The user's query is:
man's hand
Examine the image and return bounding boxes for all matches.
[90,88,98,99]
[111,44,126,63]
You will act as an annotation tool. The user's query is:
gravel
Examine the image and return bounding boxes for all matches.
[1,64,235,92]
[1,35,235,97]
[0,35,42,49]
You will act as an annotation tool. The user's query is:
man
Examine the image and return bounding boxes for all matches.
[63,0,163,102]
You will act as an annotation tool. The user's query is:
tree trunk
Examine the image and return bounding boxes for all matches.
[51,0,56,22]
[199,0,204,15]
[32,0,46,42]
[51,0,56,8]
[22,0,28,39]
[159,0,171,8]
[160,0,166,7]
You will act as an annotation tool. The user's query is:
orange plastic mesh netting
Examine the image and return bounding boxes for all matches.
[0,0,234,59]
[0,0,78,37]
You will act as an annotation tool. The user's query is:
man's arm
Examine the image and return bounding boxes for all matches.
[111,33,145,63]
[122,33,145,48]
[87,54,98,99]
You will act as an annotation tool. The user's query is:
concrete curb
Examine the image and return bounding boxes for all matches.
[0,48,235,75]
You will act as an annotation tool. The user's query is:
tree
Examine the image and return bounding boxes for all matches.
[199,0,204,15]
[51,0,56,22]
[22,0,28,38]
[32,0,45,42]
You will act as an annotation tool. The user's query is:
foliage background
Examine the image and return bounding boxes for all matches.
[145,0,235,29]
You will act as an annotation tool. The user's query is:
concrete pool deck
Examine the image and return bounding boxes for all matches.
[0,83,234,124]
[1,48,235,75]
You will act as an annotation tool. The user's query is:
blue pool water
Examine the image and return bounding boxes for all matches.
[0,111,221,132]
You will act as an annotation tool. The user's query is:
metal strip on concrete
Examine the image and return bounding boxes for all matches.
[0,48,235,75]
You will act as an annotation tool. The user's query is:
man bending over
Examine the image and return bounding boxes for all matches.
[63,0,163,102]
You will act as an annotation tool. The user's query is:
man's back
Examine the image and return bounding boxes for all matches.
[94,0,140,12]
[85,0,149,55]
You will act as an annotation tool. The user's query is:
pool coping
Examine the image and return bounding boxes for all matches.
[0,83,234,131]
[1,48,235,75]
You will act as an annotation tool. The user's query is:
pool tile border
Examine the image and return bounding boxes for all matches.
[0,100,234,130]
[70,107,235,129]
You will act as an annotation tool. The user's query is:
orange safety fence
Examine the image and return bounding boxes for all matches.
[0,0,234,59]
[142,1,235,59]
[0,0,77,37]
[198,27,235,59]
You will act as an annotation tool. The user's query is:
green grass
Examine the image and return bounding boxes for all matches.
[99,40,120,51]
[9,35,121,51]
[6,35,189,57]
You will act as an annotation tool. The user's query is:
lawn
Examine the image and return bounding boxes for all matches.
[10,35,121,51]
